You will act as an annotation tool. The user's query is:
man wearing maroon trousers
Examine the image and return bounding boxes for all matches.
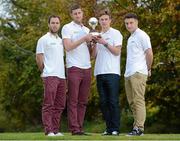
[36,15,66,137]
[61,4,93,135]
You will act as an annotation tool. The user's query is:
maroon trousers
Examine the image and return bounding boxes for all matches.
[42,76,66,134]
[67,67,91,133]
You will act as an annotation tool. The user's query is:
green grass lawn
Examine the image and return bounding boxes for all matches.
[0,133,180,140]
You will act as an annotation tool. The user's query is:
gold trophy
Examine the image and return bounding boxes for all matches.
[88,17,101,45]
[88,17,100,36]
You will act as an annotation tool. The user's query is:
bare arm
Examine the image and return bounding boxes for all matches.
[96,37,121,56]
[63,34,93,52]
[145,48,153,76]
[105,44,122,56]
[36,53,44,72]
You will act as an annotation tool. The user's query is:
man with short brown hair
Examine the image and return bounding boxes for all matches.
[93,10,123,136]
[36,15,66,137]
[61,4,93,135]
[124,13,153,136]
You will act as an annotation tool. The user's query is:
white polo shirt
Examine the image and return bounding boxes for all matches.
[124,28,152,77]
[61,21,91,69]
[36,32,65,79]
[94,27,123,76]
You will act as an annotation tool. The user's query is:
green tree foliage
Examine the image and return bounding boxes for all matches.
[0,0,179,132]
[142,0,180,133]
[0,0,68,130]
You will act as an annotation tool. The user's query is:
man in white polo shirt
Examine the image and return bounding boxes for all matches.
[124,13,153,136]
[92,10,123,136]
[36,15,66,137]
[61,4,93,135]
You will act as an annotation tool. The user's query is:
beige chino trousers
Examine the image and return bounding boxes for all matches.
[125,72,148,131]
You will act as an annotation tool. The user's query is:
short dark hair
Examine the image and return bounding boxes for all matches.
[98,9,111,19]
[69,4,81,13]
[124,13,138,20]
[48,15,60,24]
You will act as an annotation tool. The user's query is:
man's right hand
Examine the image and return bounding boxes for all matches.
[84,34,93,42]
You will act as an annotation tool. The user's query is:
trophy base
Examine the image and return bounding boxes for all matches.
[90,32,100,36]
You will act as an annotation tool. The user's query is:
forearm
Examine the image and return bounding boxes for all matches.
[104,43,121,56]
[37,62,44,72]
[146,48,153,70]
[36,54,44,72]
[64,36,86,51]
[96,36,121,56]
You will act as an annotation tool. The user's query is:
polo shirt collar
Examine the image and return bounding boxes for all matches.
[47,32,59,38]
[101,27,112,34]
[131,28,140,36]
[72,21,84,27]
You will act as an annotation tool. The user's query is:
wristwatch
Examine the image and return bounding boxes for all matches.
[104,43,108,48]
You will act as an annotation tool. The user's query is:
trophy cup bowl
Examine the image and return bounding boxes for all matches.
[88,17,100,36]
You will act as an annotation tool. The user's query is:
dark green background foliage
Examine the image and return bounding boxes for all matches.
[0,0,179,133]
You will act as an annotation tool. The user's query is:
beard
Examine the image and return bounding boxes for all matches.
[49,28,59,34]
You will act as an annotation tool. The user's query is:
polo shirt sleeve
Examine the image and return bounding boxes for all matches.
[141,34,152,51]
[36,37,45,54]
[61,25,71,39]
[114,31,123,47]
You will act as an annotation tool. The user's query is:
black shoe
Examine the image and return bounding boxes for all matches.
[72,132,90,136]
[126,128,144,136]
[80,132,91,136]
[102,131,112,136]
[72,132,82,135]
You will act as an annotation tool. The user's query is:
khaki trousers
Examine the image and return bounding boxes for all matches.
[125,72,147,131]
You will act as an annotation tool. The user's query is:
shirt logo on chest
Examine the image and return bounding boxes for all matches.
[73,31,79,34]
[105,37,110,40]
[50,42,56,45]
